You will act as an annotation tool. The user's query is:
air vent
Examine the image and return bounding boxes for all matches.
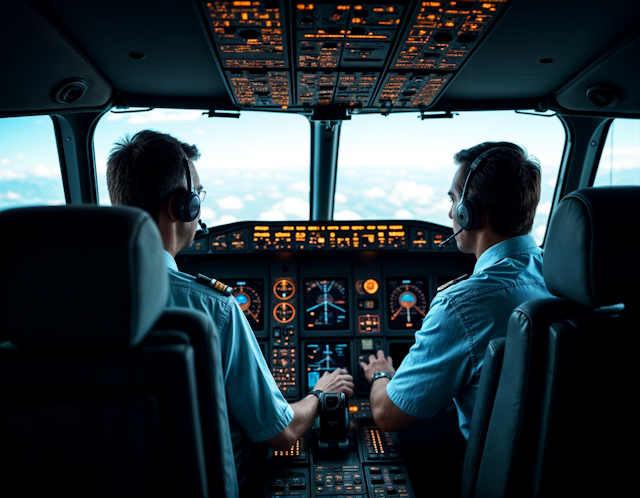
[54,79,88,104]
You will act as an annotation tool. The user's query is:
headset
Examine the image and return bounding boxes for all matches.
[172,155,201,222]
[455,145,521,231]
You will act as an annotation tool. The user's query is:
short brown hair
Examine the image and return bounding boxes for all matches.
[106,130,200,221]
[453,142,541,237]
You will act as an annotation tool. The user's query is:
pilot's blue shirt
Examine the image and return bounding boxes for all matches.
[386,234,552,439]
[163,251,294,484]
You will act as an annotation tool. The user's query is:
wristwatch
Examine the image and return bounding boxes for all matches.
[370,371,393,385]
[306,389,324,403]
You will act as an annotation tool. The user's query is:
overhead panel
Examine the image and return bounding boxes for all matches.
[295,3,404,107]
[392,0,507,71]
[207,0,292,107]
[202,0,510,111]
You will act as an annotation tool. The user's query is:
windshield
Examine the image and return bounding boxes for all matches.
[95,110,311,226]
[94,108,565,244]
[336,111,566,245]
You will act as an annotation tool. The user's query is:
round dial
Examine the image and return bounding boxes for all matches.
[273,278,295,300]
[304,279,349,330]
[388,282,428,329]
[273,302,296,324]
[232,284,262,330]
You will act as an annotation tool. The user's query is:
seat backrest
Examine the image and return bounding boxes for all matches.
[155,309,239,497]
[460,337,505,498]
[0,206,237,498]
[468,186,640,497]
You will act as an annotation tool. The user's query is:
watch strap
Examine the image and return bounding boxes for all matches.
[306,389,324,401]
[370,371,393,385]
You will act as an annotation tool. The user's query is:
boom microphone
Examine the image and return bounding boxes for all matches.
[197,219,209,235]
[438,228,463,250]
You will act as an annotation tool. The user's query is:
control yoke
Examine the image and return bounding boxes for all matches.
[316,392,349,452]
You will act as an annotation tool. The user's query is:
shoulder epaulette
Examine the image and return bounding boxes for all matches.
[437,274,470,293]
[196,273,233,296]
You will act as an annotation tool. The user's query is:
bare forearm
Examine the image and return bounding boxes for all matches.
[267,395,320,451]
[370,378,417,432]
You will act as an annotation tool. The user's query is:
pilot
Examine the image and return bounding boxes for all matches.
[106,130,354,490]
[360,142,552,440]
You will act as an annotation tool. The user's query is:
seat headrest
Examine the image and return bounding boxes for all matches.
[0,206,168,348]
[544,186,640,307]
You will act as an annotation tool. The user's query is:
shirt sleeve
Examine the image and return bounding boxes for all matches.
[218,297,294,442]
[386,294,474,420]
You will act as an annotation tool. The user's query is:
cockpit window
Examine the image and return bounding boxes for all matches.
[593,118,640,187]
[0,116,64,211]
[95,109,310,226]
[336,111,566,244]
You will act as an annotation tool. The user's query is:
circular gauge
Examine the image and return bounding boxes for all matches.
[232,284,262,330]
[273,302,296,324]
[273,278,296,300]
[357,278,379,295]
[388,280,428,329]
[304,279,349,330]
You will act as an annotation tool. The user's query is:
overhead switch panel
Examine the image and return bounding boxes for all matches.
[202,0,510,110]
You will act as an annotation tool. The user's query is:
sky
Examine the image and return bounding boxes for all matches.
[1,110,639,244]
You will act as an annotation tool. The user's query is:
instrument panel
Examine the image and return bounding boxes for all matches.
[177,220,473,497]
[179,220,473,401]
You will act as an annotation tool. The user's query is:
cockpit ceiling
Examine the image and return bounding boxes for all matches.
[204,0,507,111]
[2,0,640,116]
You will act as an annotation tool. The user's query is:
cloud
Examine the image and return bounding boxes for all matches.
[534,224,546,244]
[536,201,551,216]
[32,164,59,178]
[289,181,309,193]
[394,209,413,219]
[218,214,238,224]
[0,170,26,180]
[193,128,206,135]
[364,187,386,199]
[46,199,65,206]
[335,192,348,204]
[268,191,284,199]
[0,191,22,200]
[260,197,309,220]
[334,209,362,220]
[106,109,202,125]
[15,153,26,159]
[244,194,256,201]
[216,195,244,210]
[2,158,9,165]
[388,180,435,207]
[200,207,216,221]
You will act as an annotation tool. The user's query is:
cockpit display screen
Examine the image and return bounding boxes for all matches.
[303,279,349,330]
[230,278,264,331]
[305,341,350,390]
[387,278,429,330]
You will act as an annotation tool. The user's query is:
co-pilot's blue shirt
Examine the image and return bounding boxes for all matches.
[387,235,552,439]
[163,251,293,484]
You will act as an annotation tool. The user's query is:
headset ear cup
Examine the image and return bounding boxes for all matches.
[173,190,200,222]
[456,198,479,231]
[185,193,201,222]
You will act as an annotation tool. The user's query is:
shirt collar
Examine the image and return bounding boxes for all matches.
[163,250,179,271]
[474,234,540,274]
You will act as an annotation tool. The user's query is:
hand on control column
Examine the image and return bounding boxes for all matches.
[313,368,354,399]
[359,350,395,384]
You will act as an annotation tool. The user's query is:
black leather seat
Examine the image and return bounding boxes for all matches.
[0,206,238,498]
[462,186,640,497]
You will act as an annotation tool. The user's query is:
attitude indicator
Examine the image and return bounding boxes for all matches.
[304,279,349,330]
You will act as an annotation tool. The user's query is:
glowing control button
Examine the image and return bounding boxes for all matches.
[363,279,379,294]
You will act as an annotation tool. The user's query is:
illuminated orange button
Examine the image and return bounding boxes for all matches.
[349,406,359,412]
[363,279,379,294]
